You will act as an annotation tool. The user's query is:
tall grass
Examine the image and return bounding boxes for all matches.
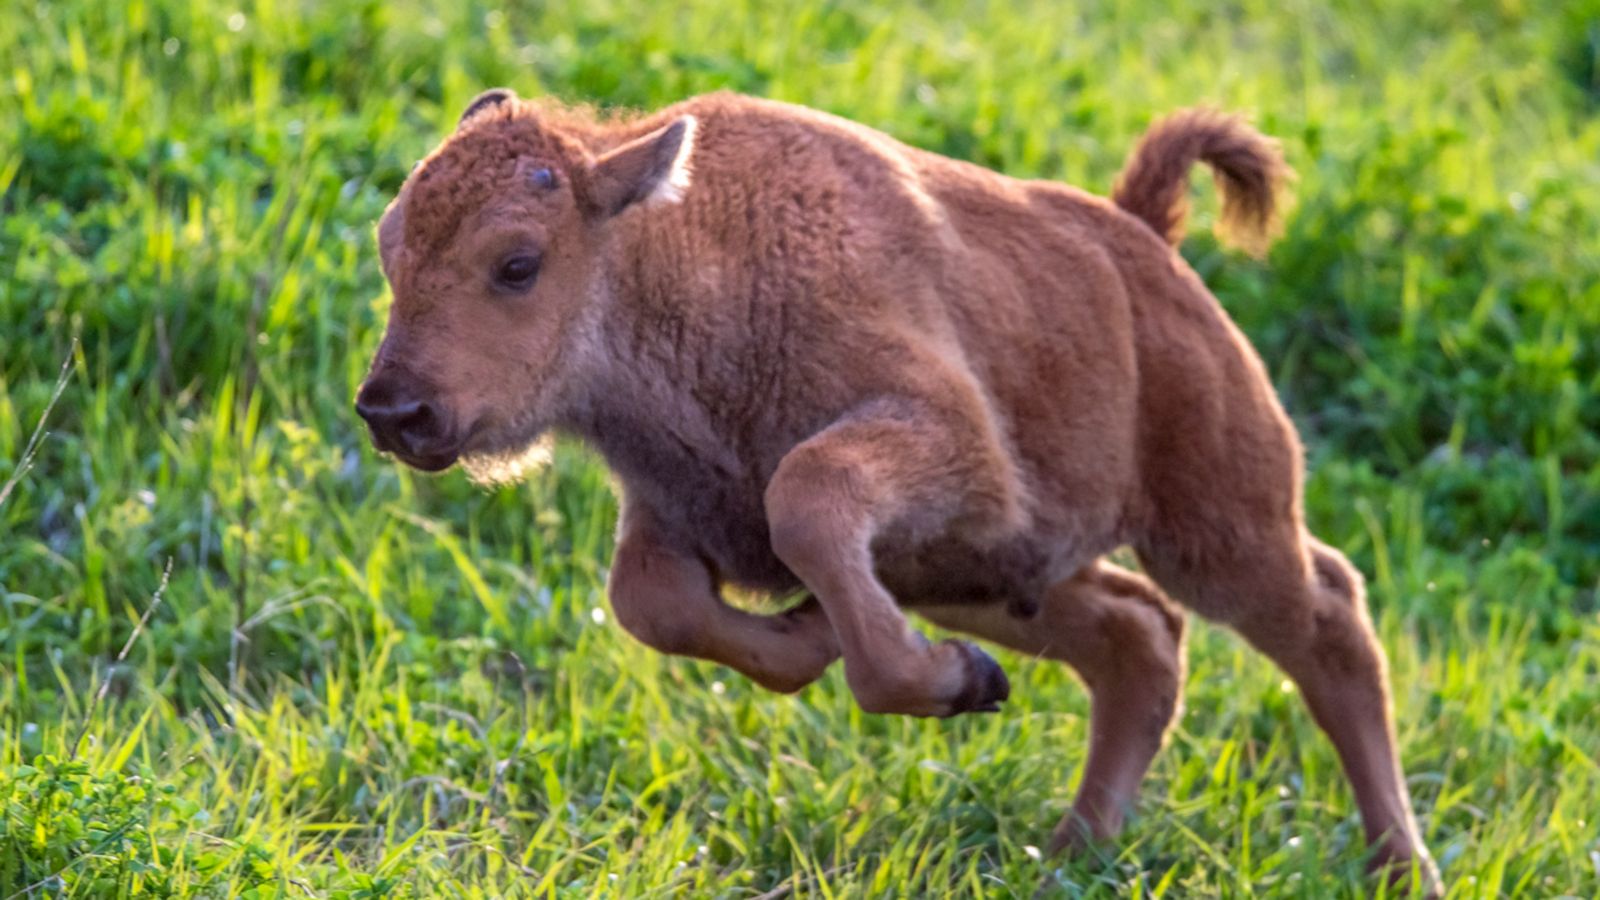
[2,0,1597,895]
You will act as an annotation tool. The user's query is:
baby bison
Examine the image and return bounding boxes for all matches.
[357,90,1438,890]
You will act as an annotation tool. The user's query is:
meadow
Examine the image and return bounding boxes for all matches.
[2,0,1599,896]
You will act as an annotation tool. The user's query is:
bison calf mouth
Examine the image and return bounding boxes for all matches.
[354,375,462,471]
[390,448,461,472]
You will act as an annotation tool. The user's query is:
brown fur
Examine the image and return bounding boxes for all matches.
[1113,107,1292,255]
[356,90,1438,892]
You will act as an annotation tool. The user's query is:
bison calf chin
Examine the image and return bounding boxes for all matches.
[356,89,1439,894]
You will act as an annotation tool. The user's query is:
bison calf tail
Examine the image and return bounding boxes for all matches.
[1112,109,1292,257]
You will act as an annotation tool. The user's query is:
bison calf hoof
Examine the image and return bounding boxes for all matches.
[945,640,1010,715]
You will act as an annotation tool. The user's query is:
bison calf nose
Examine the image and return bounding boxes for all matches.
[355,379,458,470]
[355,393,432,442]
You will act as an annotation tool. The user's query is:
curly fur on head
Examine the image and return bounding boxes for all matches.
[402,101,590,255]
[401,94,695,256]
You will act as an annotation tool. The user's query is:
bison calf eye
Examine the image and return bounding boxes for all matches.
[496,254,542,290]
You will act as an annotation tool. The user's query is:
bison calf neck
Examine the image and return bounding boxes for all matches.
[357,89,1439,891]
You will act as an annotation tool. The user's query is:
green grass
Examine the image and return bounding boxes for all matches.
[3,0,1599,895]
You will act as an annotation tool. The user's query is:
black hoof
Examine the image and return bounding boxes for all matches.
[946,640,1010,716]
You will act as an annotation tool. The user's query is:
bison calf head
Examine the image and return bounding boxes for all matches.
[357,88,696,479]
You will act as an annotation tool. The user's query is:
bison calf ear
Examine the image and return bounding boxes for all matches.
[582,116,697,218]
[459,88,517,126]
[377,193,406,278]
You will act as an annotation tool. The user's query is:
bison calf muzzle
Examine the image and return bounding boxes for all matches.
[355,374,460,471]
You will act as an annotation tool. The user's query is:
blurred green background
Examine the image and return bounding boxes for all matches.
[2,0,1597,896]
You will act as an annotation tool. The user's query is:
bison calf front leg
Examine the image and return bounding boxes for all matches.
[608,500,840,694]
[763,405,1015,718]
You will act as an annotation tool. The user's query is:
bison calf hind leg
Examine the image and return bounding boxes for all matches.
[917,560,1187,849]
[1145,531,1441,894]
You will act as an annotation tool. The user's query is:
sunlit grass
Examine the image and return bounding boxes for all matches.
[2,0,1598,895]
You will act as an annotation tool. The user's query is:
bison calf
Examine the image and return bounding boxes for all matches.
[357,89,1438,891]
